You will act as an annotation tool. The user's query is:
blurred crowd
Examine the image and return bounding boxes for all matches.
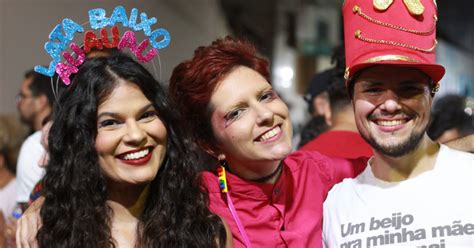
[0,70,55,245]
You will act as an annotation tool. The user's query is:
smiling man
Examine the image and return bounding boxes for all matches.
[323,0,474,247]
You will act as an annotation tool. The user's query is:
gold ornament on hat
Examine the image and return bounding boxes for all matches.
[372,0,426,15]
[403,0,425,15]
[344,55,421,80]
[355,29,437,53]
[352,6,436,35]
[373,0,394,11]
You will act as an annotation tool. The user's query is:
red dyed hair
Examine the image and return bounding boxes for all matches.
[169,36,270,147]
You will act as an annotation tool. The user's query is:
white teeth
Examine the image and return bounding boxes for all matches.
[123,149,149,160]
[259,126,281,141]
[376,120,405,126]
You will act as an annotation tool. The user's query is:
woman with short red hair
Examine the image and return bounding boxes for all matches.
[170,36,367,248]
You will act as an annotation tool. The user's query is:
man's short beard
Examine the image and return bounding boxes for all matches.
[20,115,33,126]
[19,112,36,130]
[362,128,426,157]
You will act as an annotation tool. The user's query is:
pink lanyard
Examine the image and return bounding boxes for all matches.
[218,166,253,248]
[226,192,253,248]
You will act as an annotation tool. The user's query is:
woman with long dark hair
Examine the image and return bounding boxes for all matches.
[19,54,230,247]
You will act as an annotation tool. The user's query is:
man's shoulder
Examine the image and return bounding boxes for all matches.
[17,131,44,169]
[20,131,42,149]
[438,144,474,170]
[1,178,17,192]
[324,176,361,206]
[441,144,473,158]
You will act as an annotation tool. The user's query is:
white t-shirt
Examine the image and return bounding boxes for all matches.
[15,131,45,203]
[323,145,474,248]
[0,178,16,221]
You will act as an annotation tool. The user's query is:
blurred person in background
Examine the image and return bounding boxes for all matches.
[15,70,56,211]
[0,115,27,246]
[300,46,372,158]
[300,74,372,158]
[16,70,53,133]
[304,69,333,125]
[428,94,474,144]
[298,67,333,147]
[27,118,53,206]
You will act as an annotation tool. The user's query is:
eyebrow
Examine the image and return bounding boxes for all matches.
[359,81,383,87]
[360,79,426,87]
[97,103,155,119]
[222,86,272,113]
[398,80,426,86]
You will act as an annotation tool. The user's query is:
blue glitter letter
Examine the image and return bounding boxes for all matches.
[137,13,157,36]
[62,18,84,40]
[89,8,109,29]
[34,60,58,77]
[128,8,140,30]
[45,41,64,61]
[109,6,129,27]
[150,28,170,49]
[48,24,68,50]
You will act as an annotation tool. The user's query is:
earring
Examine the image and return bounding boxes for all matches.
[218,157,226,167]
[217,154,226,164]
[217,157,228,193]
[431,84,440,94]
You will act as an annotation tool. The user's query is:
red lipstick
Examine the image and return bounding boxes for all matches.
[116,146,154,166]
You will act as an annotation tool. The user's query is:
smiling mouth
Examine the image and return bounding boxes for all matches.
[256,125,282,142]
[375,119,408,126]
[116,146,154,165]
[122,149,150,160]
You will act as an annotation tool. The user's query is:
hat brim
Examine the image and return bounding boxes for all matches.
[348,61,445,84]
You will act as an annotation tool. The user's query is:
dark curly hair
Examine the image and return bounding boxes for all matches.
[37,54,227,247]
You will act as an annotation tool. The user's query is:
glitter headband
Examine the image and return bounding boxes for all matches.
[34,6,171,85]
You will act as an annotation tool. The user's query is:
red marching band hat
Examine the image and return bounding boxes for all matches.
[343,0,445,90]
